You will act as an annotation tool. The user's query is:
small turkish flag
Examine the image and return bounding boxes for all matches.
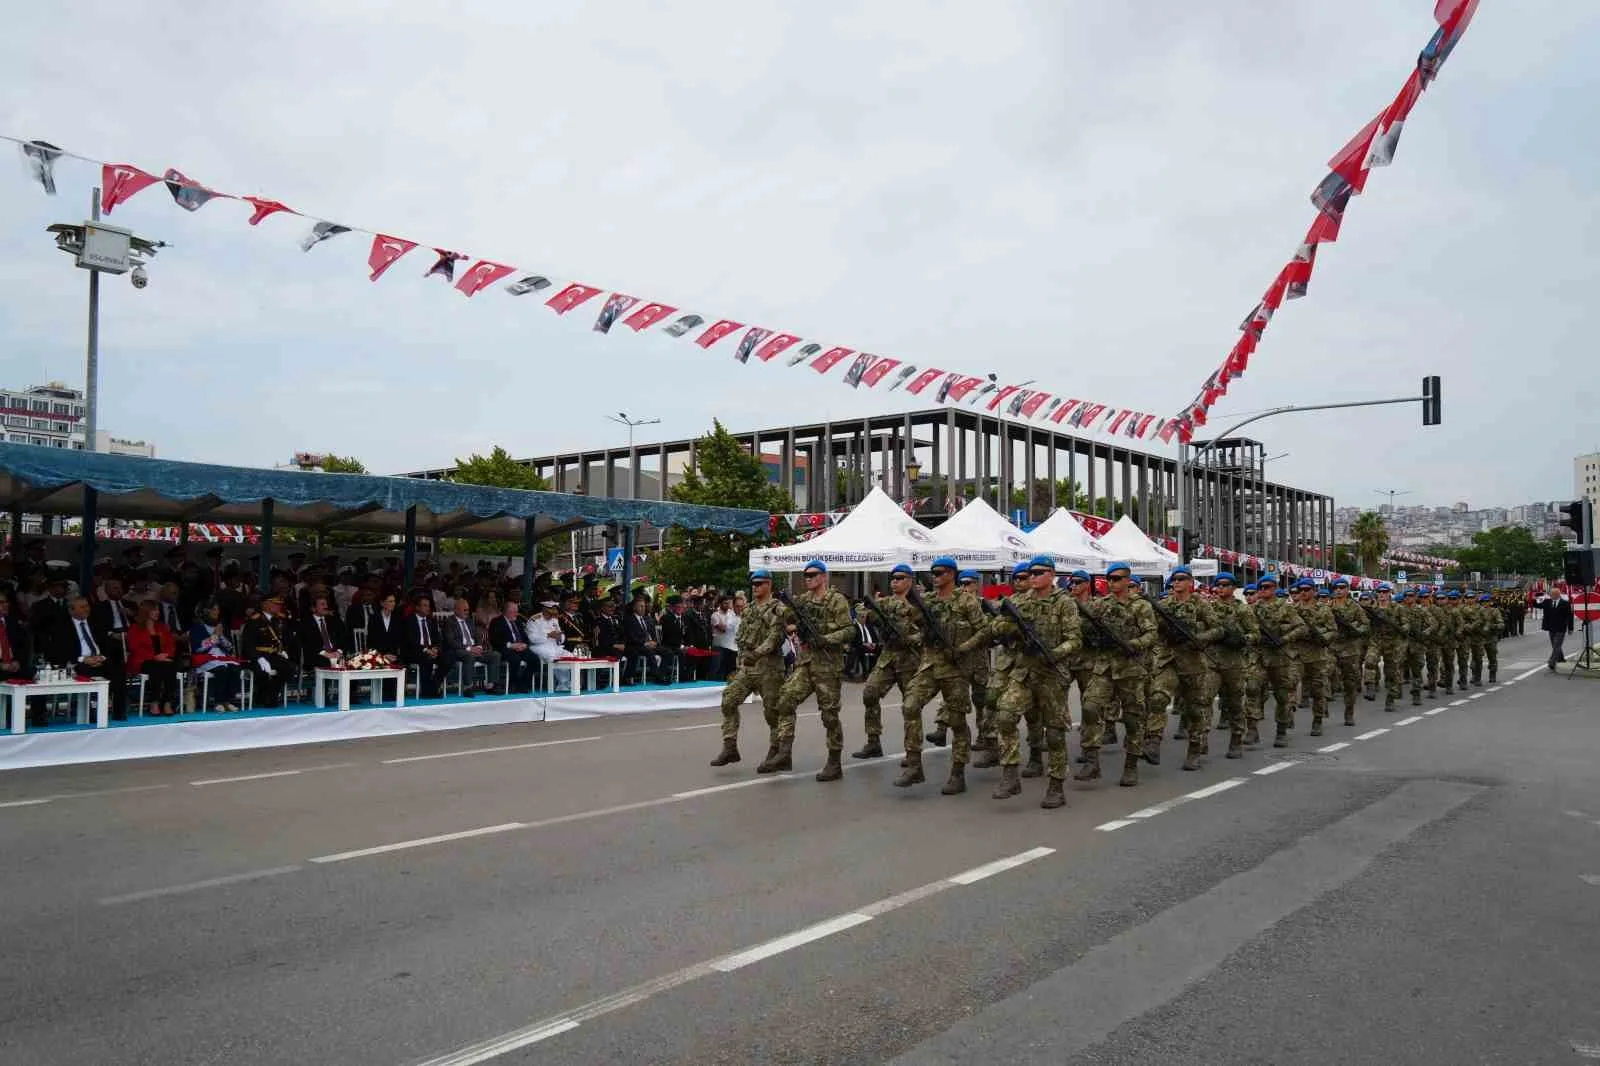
[1020,391,1051,418]
[695,320,743,348]
[545,283,603,314]
[810,347,854,374]
[456,260,515,297]
[368,235,418,281]
[753,333,801,363]
[904,368,943,395]
[733,327,772,363]
[244,197,293,226]
[101,163,161,214]
[623,302,676,331]
[1052,399,1081,424]
[860,358,901,387]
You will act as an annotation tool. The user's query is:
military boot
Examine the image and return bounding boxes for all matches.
[815,749,842,782]
[1426,686,1436,700]
[1173,722,1188,741]
[1309,715,1324,737]
[1244,722,1261,747]
[972,746,1000,769]
[709,737,740,766]
[1118,751,1141,787]
[991,763,1022,799]
[1072,750,1101,781]
[772,738,795,773]
[941,765,967,795]
[1489,668,1497,683]
[1273,723,1289,748]
[1102,726,1120,749]
[1343,706,1356,727]
[1040,777,1066,809]
[1181,737,1203,771]
[755,740,783,773]
[1020,746,1045,778]
[1443,681,1454,695]
[1411,691,1423,707]
[924,726,948,747]
[851,736,883,760]
[1226,733,1244,759]
[893,750,924,788]
[1384,697,1396,713]
[1363,680,1376,701]
[1141,736,1162,767]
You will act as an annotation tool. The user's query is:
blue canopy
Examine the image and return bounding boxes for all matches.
[0,443,768,539]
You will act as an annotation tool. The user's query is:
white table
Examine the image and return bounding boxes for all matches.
[549,658,621,695]
[313,668,408,712]
[2,678,113,734]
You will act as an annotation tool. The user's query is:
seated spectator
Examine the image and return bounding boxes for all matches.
[298,595,351,670]
[401,593,449,698]
[489,599,539,693]
[45,596,126,721]
[623,596,667,685]
[242,595,294,708]
[190,602,242,711]
[442,597,501,697]
[845,606,881,682]
[0,591,34,684]
[593,598,627,671]
[366,592,402,661]
[128,599,182,715]
[658,595,693,683]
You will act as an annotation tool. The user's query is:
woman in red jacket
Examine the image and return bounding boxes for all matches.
[127,599,181,715]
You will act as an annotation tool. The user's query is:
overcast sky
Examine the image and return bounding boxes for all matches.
[1,1,1595,512]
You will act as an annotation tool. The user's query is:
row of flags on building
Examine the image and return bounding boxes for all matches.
[1167,0,1480,443]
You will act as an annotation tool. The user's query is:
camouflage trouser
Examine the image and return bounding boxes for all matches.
[775,660,844,750]
[1331,644,1363,711]
[1455,641,1471,686]
[1071,666,1094,734]
[1260,651,1299,726]
[902,667,971,766]
[977,661,1011,744]
[1082,671,1148,750]
[1299,649,1330,719]
[940,658,989,728]
[1363,639,1402,701]
[996,670,1067,776]
[861,652,917,739]
[1244,658,1265,724]
[719,661,783,741]
[984,662,1048,749]
[1424,643,1443,692]
[1471,640,1496,681]
[1211,656,1248,735]
[1146,659,1176,727]
[1438,643,1457,692]
[1403,643,1425,698]
[1173,666,1211,738]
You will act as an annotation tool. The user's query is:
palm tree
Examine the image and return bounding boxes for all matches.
[1350,511,1390,577]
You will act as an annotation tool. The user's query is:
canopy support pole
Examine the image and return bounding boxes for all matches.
[258,499,274,591]
[521,519,536,606]
[79,488,97,596]
[622,525,636,598]
[403,506,418,593]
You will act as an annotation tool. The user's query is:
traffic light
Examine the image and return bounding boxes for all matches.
[1559,500,1591,544]
[1421,375,1441,426]
[1180,530,1200,562]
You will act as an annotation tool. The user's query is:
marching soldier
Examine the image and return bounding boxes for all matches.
[931,566,1012,755]
[1081,562,1158,787]
[1208,573,1259,758]
[854,564,923,761]
[1363,583,1408,711]
[1242,582,1267,745]
[770,560,856,781]
[711,569,787,768]
[1453,591,1473,690]
[1399,587,1430,706]
[1291,579,1338,736]
[896,557,989,793]
[1436,590,1461,696]
[1473,592,1501,684]
[1252,575,1308,748]
[988,556,1083,806]
[972,562,1032,770]
[1154,566,1224,771]
[1419,588,1445,699]
[1326,577,1370,727]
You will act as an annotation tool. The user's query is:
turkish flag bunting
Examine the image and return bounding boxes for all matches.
[1176,417,1194,444]
[945,376,985,402]
[810,347,854,374]
[623,302,677,331]
[1191,406,1208,428]
[1106,410,1132,435]
[367,234,417,281]
[695,320,743,348]
[1262,267,1292,313]
[905,368,944,395]
[545,283,603,314]
[1078,403,1106,427]
[455,260,516,297]
[987,385,1021,413]
[1020,391,1051,418]
[1305,211,1343,246]
[1051,399,1081,424]
[1157,420,1178,444]
[1134,414,1156,438]
[1285,243,1317,299]
[1327,112,1384,189]
[100,163,161,214]
[754,333,801,363]
[244,197,294,226]
[860,357,902,387]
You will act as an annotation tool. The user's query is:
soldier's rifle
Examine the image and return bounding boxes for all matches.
[861,595,909,647]
[1255,615,1286,649]
[906,589,955,654]
[1149,597,1222,670]
[999,599,1077,687]
[1360,603,1401,635]
[775,590,821,647]
[1075,599,1141,658]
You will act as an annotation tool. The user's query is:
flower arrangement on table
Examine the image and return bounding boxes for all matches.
[331,650,393,671]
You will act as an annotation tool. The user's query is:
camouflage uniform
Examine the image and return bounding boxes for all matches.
[989,587,1082,791]
[1070,597,1116,772]
[1420,597,1446,696]
[773,587,855,762]
[1472,601,1500,683]
[1363,598,1408,708]
[899,589,989,778]
[1151,594,1223,768]
[1253,594,1309,744]
[1434,601,1458,695]
[1400,598,1431,704]
[715,596,787,758]
[1453,602,1473,688]
[858,595,922,752]
[1081,594,1158,785]
[1294,594,1338,731]
[1327,593,1370,722]
[1209,593,1260,754]
[973,590,1028,768]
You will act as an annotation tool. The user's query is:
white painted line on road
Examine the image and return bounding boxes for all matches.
[1127,800,1186,819]
[99,865,303,906]
[382,735,603,764]
[947,846,1055,885]
[0,782,172,810]
[421,1019,584,1066]
[1354,728,1389,740]
[1424,708,1447,716]
[856,880,953,918]
[1317,742,1350,753]
[0,797,53,808]
[309,822,526,864]
[670,723,720,731]
[1186,778,1250,796]
[1469,693,1486,700]
[1450,699,1469,707]
[190,769,307,786]
[1571,1040,1600,1059]
[1516,666,1544,681]
[1250,762,1297,777]
[1095,819,1138,832]
[713,913,874,972]
[673,777,786,799]
[1488,686,1503,693]
[1563,810,1591,820]
[1394,716,1423,727]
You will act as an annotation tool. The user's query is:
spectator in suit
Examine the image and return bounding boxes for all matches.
[299,595,351,670]
[489,599,539,693]
[28,575,73,633]
[593,598,626,670]
[658,595,693,683]
[1542,589,1575,670]
[442,597,501,696]
[345,585,377,644]
[91,577,135,638]
[366,592,402,662]
[156,582,189,650]
[51,596,127,721]
[623,596,666,684]
[401,593,449,698]
[242,595,294,707]
[127,599,182,716]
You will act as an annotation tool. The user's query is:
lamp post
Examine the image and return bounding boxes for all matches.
[605,411,660,453]
[1374,488,1411,580]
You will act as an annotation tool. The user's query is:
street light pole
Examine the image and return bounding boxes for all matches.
[85,188,100,452]
[1374,488,1412,580]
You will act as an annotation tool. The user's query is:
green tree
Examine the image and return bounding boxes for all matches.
[280,453,377,548]
[442,446,556,559]
[653,421,793,591]
[1455,526,1565,578]
[321,453,367,474]
[1333,545,1360,574]
[1350,511,1389,577]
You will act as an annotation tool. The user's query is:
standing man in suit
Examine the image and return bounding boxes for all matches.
[1543,588,1575,670]
[402,593,449,698]
[344,585,377,640]
[442,597,501,696]
[91,577,135,638]
[490,599,539,693]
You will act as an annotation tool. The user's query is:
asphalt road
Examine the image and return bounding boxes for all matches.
[3,631,1597,1065]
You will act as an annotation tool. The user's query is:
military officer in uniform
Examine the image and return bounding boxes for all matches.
[896,557,989,794]
[854,564,923,760]
[1153,566,1224,770]
[1208,573,1259,758]
[712,570,788,768]
[988,557,1082,807]
[1252,575,1308,748]
[771,560,856,781]
[1326,577,1370,726]
[972,562,1032,770]
[1081,562,1158,787]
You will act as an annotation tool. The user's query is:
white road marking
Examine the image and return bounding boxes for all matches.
[1354,728,1389,740]
[1251,762,1297,777]
[1394,716,1423,727]
[1488,687,1503,693]
[1572,1040,1600,1059]
[1127,801,1184,819]
[1186,777,1249,797]
[1515,666,1544,681]
[1317,743,1350,753]
[99,865,303,906]
[670,723,720,731]
[0,782,172,810]
[711,913,874,972]
[1450,699,1469,707]
[947,846,1054,884]
[309,822,526,864]
[1424,708,1447,716]
[382,735,604,764]
[672,778,787,799]
[1095,819,1137,832]
[0,798,53,809]
[190,763,354,787]
[1564,810,1592,820]
[420,1019,584,1066]
[1469,693,1486,700]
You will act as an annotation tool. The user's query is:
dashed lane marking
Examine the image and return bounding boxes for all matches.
[190,762,354,787]
[1394,716,1423,727]
[0,783,172,809]
[1450,699,1470,707]
[1515,666,1545,681]
[1354,728,1389,741]
[1469,693,1487,700]
[1186,777,1250,796]
[99,865,303,906]
[1424,708,1447,716]
[1251,763,1298,777]
[1095,820,1139,832]
[1579,875,1600,887]
[1316,742,1350,753]
[310,822,527,864]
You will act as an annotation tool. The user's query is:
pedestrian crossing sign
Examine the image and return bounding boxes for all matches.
[606,547,625,573]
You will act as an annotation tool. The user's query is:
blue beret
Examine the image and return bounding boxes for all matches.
[1105,561,1131,577]
[1316,589,1331,598]
[1378,582,1393,592]
[890,563,913,577]
[1258,574,1278,586]
[1244,582,1258,592]
[1331,577,1349,588]
[750,568,772,580]
[803,559,827,574]
[1027,555,1057,572]
[1215,571,1236,584]
[1277,589,1289,598]
[1168,565,1192,580]
[958,569,980,581]
[1070,569,1091,581]
[930,556,958,572]
[1012,562,1031,577]
[1293,578,1315,590]
[1446,590,1460,599]
[1479,593,1492,602]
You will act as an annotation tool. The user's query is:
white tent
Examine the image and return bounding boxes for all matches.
[748,486,935,572]
[1023,509,1118,572]
[913,496,1035,571]
[1093,515,1172,576]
